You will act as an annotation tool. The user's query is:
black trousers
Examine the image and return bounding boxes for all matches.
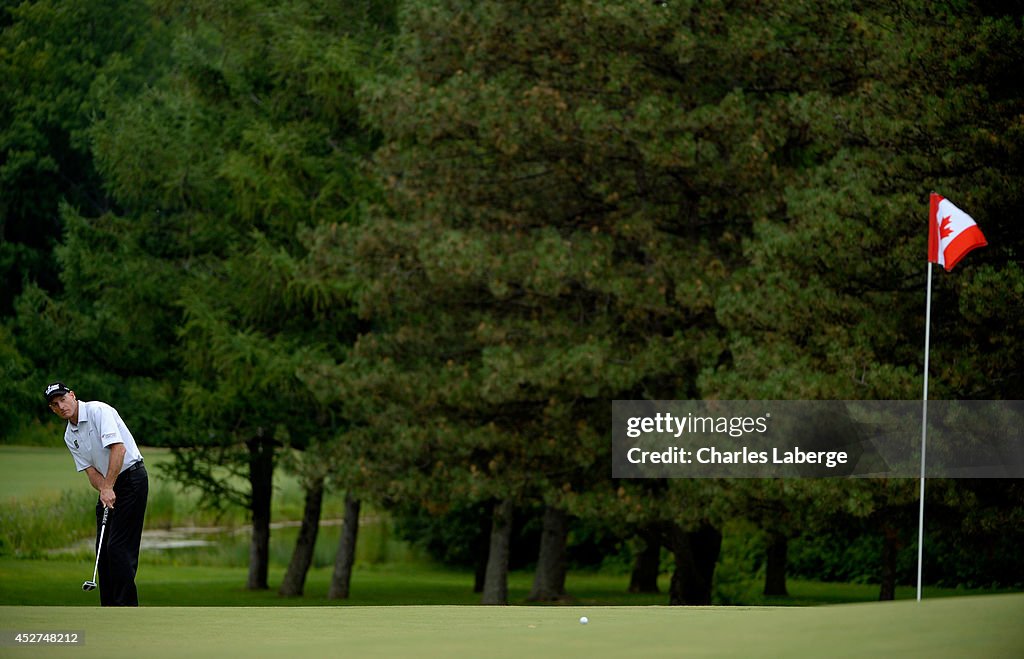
[95,463,148,606]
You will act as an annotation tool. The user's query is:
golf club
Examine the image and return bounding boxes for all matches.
[82,506,110,592]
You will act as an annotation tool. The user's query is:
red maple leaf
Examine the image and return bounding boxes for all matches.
[939,215,953,239]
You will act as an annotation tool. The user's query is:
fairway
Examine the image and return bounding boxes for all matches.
[0,446,172,501]
[2,594,1023,658]
[0,446,97,500]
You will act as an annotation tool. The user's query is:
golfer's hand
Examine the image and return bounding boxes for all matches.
[100,487,116,509]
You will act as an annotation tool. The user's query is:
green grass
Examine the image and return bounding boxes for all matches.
[0,558,657,606]
[0,557,1013,608]
[2,594,1022,658]
[0,445,96,500]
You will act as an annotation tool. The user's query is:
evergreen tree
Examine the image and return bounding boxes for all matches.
[1,0,165,314]
[87,0,395,590]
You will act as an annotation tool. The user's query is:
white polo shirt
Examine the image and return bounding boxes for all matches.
[64,400,143,476]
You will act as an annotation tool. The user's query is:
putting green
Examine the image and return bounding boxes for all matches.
[2,594,1022,658]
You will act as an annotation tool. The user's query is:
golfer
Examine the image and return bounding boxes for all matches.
[46,382,148,606]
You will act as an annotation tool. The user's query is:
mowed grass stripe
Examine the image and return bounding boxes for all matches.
[3,595,1024,659]
[0,558,670,607]
[6,558,1008,608]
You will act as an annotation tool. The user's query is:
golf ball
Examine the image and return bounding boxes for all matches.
[579,616,588,624]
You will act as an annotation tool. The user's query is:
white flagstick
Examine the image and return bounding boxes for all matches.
[917,262,933,602]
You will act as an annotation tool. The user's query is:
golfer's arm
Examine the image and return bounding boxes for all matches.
[103,443,126,488]
[84,443,126,492]
[85,467,105,492]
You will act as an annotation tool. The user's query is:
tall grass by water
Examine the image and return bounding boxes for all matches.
[0,489,95,558]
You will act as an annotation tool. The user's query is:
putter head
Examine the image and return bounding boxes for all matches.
[82,580,97,591]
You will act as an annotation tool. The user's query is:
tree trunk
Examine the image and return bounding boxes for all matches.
[279,476,324,597]
[629,526,662,594]
[328,495,361,599]
[528,505,569,601]
[473,507,489,593]
[763,532,789,597]
[481,498,514,605]
[666,521,722,605]
[473,543,488,593]
[247,433,274,590]
[879,524,900,601]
